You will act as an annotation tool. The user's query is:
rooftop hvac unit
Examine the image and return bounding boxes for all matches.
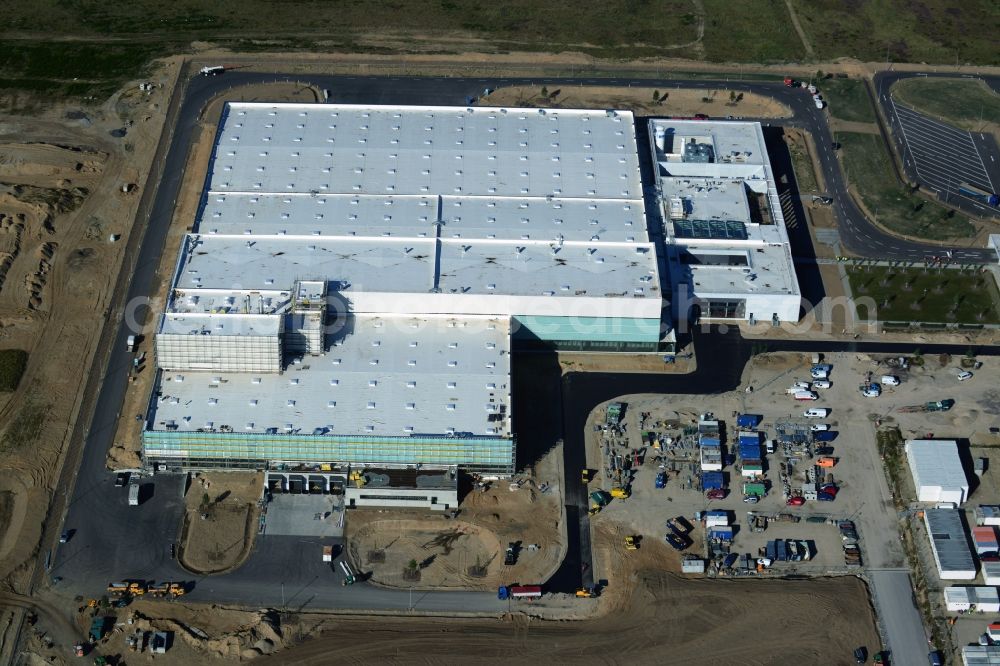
[669,197,685,220]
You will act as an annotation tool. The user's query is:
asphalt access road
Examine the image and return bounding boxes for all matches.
[867,568,932,666]
[49,71,1000,616]
[873,71,1000,221]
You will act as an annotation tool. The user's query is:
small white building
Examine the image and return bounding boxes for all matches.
[705,510,729,527]
[945,586,1000,612]
[977,506,1000,527]
[681,557,705,574]
[906,439,969,505]
[983,562,1000,586]
[925,509,977,580]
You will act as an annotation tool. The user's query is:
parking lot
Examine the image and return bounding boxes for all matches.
[887,96,999,218]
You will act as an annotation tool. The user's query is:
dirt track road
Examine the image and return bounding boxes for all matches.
[267,572,878,665]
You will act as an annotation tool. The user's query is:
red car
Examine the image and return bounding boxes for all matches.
[786,496,806,506]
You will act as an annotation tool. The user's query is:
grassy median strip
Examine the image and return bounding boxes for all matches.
[848,266,1000,324]
[820,78,876,124]
[892,77,1000,129]
[836,132,975,241]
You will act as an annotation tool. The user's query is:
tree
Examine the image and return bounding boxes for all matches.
[653,89,660,103]
[201,492,210,507]
[408,558,418,572]
[540,86,548,98]
[729,90,736,102]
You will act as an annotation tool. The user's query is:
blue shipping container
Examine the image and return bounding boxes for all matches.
[737,414,762,428]
[702,472,725,489]
[814,431,838,442]
[738,433,760,446]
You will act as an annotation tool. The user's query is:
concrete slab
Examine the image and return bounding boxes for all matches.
[263,494,345,537]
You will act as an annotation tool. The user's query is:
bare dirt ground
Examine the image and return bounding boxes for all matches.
[262,574,878,665]
[558,350,695,374]
[483,85,792,118]
[180,473,263,574]
[0,57,183,664]
[346,444,564,590]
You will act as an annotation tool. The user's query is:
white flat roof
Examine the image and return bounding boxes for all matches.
[160,312,281,337]
[173,234,658,302]
[906,439,970,498]
[148,314,511,438]
[212,103,642,200]
[199,193,648,244]
[649,119,800,305]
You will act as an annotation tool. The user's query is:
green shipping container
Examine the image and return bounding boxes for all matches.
[743,483,766,497]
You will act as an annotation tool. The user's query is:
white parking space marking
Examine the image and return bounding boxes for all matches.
[889,97,996,202]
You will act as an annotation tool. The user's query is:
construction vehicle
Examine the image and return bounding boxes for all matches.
[504,543,517,566]
[605,402,624,426]
[590,490,610,507]
[588,504,601,516]
[497,585,542,600]
[898,399,955,413]
[107,581,146,596]
[581,468,591,484]
[349,470,367,488]
[610,486,630,500]
[624,535,638,550]
[199,65,226,76]
[575,587,596,598]
[339,561,356,585]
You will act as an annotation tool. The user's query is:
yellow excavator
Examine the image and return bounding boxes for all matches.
[349,470,367,488]
[624,535,639,551]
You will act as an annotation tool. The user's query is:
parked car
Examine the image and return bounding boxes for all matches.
[743,495,760,504]
[59,530,70,543]
[787,496,806,506]
[794,391,819,401]
[958,371,974,381]
[861,383,882,398]
[880,375,900,386]
[811,364,833,379]
[816,446,835,456]
[804,408,831,418]
[810,423,830,432]
[812,379,831,389]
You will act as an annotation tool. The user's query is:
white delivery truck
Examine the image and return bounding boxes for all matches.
[128,478,140,506]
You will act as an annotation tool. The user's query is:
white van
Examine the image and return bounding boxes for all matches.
[794,391,819,401]
[803,408,830,418]
[881,375,900,386]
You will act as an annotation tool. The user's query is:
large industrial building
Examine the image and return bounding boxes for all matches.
[648,119,802,324]
[142,102,666,486]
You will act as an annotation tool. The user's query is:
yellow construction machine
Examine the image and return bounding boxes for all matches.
[624,535,638,550]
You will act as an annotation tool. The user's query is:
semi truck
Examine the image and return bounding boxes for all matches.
[128,478,140,506]
[497,585,542,600]
[199,65,225,76]
[898,399,955,413]
[957,183,999,207]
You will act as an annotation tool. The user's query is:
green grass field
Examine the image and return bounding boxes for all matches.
[892,77,1000,128]
[819,78,876,124]
[836,132,975,241]
[700,0,805,63]
[848,266,1000,324]
[791,0,1000,66]
[0,350,27,392]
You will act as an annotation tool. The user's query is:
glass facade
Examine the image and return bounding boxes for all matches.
[143,430,515,475]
